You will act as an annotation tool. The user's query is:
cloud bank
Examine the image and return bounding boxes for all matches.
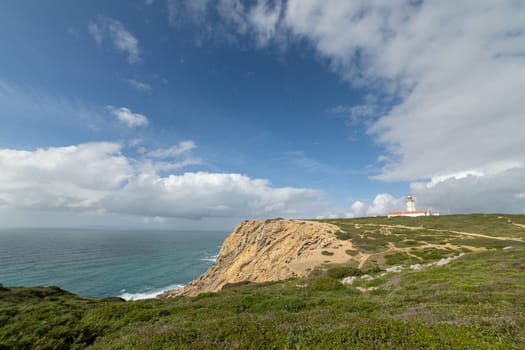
[0,143,325,221]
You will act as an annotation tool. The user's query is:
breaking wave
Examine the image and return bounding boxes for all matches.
[119,284,184,301]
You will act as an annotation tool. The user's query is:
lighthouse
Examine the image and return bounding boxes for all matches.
[406,194,416,212]
[387,194,431,218]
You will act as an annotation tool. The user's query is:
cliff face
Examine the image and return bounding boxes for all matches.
[161,219,354,297]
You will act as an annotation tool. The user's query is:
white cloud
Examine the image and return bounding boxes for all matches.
[110,107,149,128]
[233,1,525,215]
[0,143,131,211]
[280,1,525,183]
[427,170,485,188]
[170,2,524,187]
[165,0,284,45]
[330,103,378,124]
[153,157,202,172]
[147,140,197,158]
[410,168,525,215]
[88,17,141,64]
[128,138,144,147]
[217,0,248,34]
[248,0,283,46]
[124,79,152,92]
[349,193,404,218]
[349,167,525,217]
[143,140,201,171]
[88,22,104,45]
[366,193,404,216]
[102,171,323,219]
[0,143,327,222]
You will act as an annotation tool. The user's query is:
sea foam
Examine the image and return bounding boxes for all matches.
[119,283,184,301]
[200,254,218,263]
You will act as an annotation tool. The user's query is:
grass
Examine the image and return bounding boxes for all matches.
[326,266,364,278]
[384,252,418,266]
[321,214,525,268]
[326,214,525,239]
[2,248,524,349]
[410,248,455,260]
[1,214,525,349]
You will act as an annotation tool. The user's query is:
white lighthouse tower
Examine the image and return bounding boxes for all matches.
[406,194,416,212]
[387,194,430,218]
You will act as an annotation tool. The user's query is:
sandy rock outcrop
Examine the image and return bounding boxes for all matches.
[160,219,354,297]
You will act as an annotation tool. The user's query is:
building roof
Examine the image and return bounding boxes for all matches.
[388,210,430,215]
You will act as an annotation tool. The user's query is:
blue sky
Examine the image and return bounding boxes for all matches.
[1,1,524,229]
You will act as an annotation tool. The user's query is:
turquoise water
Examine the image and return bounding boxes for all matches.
[0,228,228,300]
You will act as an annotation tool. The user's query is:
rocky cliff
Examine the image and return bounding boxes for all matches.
[160,219,355,297]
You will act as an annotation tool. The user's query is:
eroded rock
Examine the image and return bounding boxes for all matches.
[159,219,354,297]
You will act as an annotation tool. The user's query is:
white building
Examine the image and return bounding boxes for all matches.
[388,194,431,218]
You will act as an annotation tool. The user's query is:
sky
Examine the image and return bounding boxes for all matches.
[0,0,524,229]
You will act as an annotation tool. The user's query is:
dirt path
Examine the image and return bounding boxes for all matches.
[361,223,524,242]
[350,224,501,265]
[394,242,485,254]
[513,223,525,229]
[338,222,521,270]
[361,224,423,231]
[439,229,524,242]
[358,253,370,269]
[357,242,405,268]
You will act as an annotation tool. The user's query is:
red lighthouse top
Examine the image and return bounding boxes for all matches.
[407,194,413,201]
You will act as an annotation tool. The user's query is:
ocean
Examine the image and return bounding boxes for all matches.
[0,228,228,300]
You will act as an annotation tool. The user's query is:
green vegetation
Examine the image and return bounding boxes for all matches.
[1,214,525,349]
[384,252,418,266]
[322,214,525,271]
[326,266,364,279]
[2,248,524,349]
[345,249,359,256]
[327,213,525,239]
[410,248,454,260]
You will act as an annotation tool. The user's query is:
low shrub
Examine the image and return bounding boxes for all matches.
[385,252,415,266]
[327,266,363,279]
[310,277,343,291]
[345,249,359,256]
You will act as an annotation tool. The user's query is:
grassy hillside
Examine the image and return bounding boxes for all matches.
[1,214,524,349]
[318,213,525,270]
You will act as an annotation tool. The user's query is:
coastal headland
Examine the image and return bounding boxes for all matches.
[161,214,525,297]
[1,214,525,349]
